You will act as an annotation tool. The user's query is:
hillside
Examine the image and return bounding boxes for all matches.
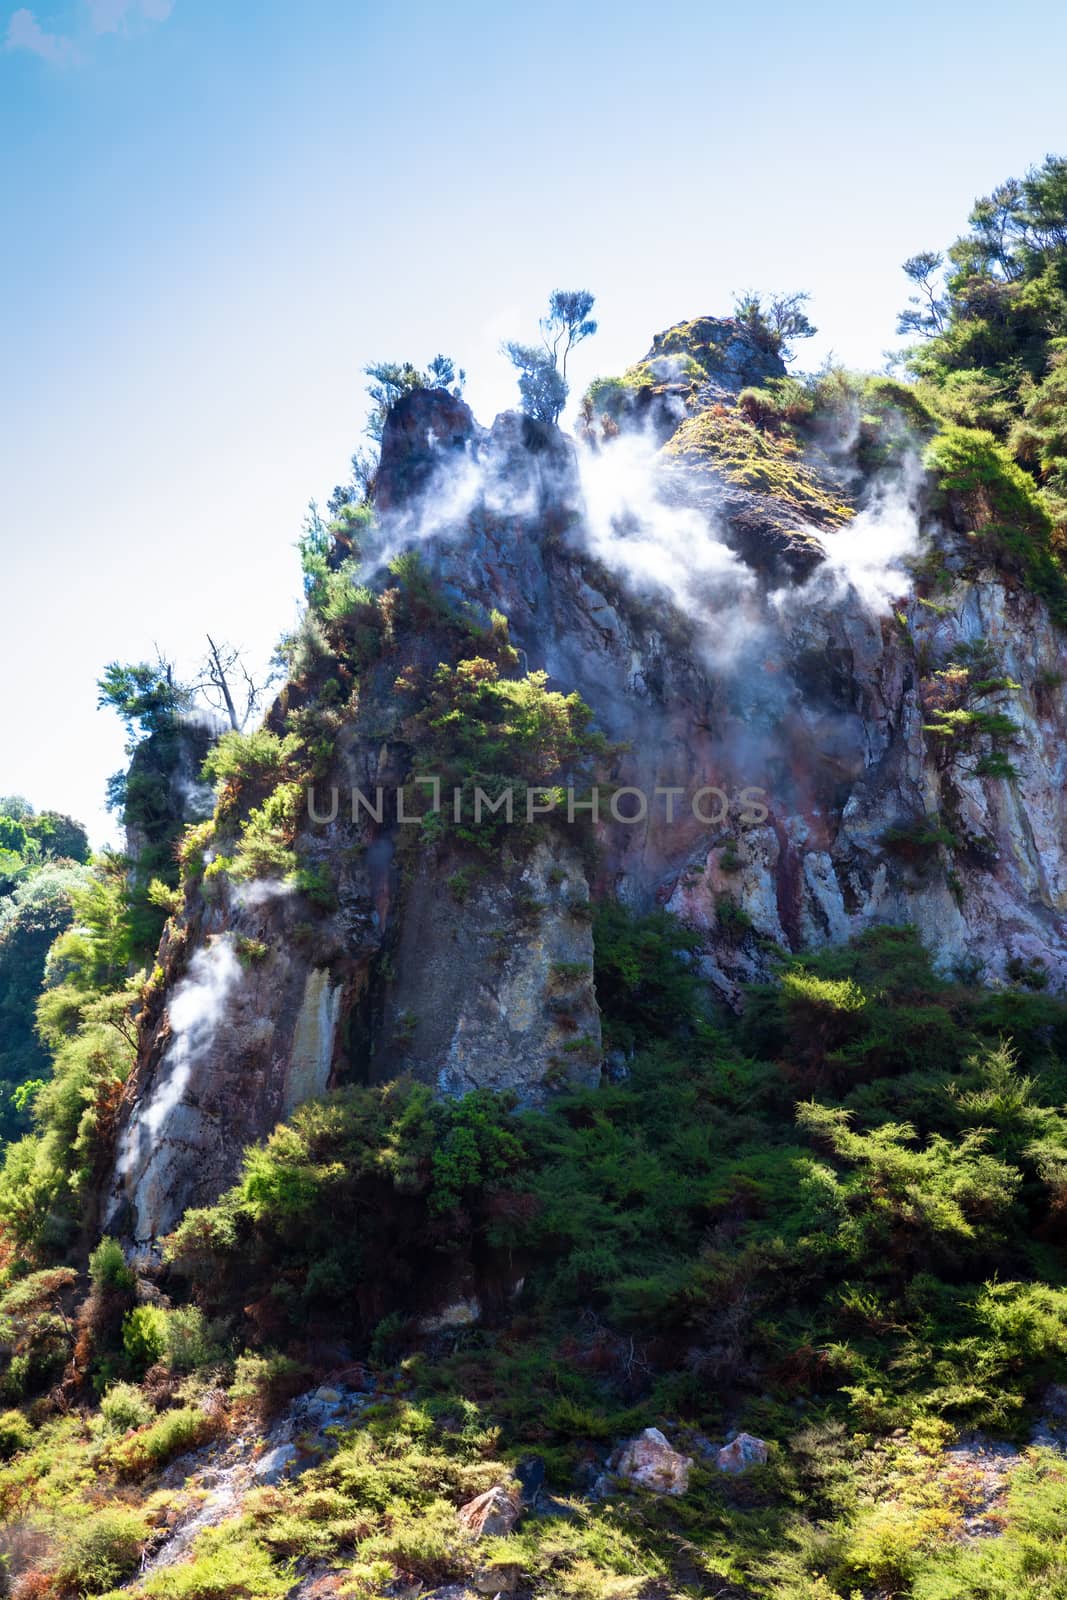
[3,156,1067,1600]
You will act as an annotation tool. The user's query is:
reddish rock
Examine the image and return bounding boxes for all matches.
[458,1485,521,1538]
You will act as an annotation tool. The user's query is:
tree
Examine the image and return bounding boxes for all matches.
[540,290,597,384]
[25,812,89,865]
[733,290,817,361]
[504,288,598,423]
[897,252,948,338]
[0,859,91,1143]
[327,450,378,515]
[192,635,267,733]
[502,342,569,424]
[97,656,189,753]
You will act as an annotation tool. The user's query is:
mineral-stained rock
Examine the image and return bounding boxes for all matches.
[716,1432,769,1474]
[458,1485,521,1538]
[253,1442,299,1484]
[614,1427,692,1495]
[418,1296,482,1334]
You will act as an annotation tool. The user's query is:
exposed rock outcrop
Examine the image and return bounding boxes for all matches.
[105,312,1067,1246]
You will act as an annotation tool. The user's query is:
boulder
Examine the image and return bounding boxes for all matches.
[716,1432,769,1474]
[615,1427,692,1496]
[472,1563,523,1593]
[310,1385,342,1405]
[458,1485,521,1539]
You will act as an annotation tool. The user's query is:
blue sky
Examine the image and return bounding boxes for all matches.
[3,0,1067,845]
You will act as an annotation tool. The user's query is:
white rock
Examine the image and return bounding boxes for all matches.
[615,1427,692,1496]
[716,1432,768,1474]
[253,1443,299,1484]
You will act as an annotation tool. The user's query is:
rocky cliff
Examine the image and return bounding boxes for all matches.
[105,315,1067,1246]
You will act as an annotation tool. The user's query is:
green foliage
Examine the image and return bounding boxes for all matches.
[107,1403,215,1478]
[201,728,301,794]
[7,921,1067,1595]
[0,1407,32,1457]
[161,1305,221,1372]
[592,903,704,1049]
[399,655,606,849]
[122,1305,169,1373]
[732,289,816,360]
[715,891,752,937]
[0,854,142,1250]
[503,341,568,424]
[364,353,464,442]
[430,1090,524,1213]
[89,1235,135,1295]
[881,815,959,867]
[121,1524,291,1596]
[919,644,1024,777]
[166,1080,527,1343]
[100,1380,154,1434]
[505,289,596,423]
[97,658,189,750]
[0,857,90,1143]
[0,884,139,1252]
[1012,343,1067,525]
[902,154,1067,559]
[53,1505,147,1592]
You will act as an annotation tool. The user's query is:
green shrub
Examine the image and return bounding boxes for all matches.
[162,1305,221,1372]
[0,1407,31,1458]
[130,1522,292,1597]
[109,1404,215,1477]
[122,1304,169,1373]
[100,1380,154,1434]
[89,1234,136,1295]
[592,903,704,1049]
[202,729,301,793]
[925,424,1067,623]
[54,1506,147,1592]
[228,1349,306,1413]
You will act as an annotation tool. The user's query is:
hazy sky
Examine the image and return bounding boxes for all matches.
[3,0,1067,846]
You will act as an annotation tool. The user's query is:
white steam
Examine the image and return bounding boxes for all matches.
[575,431,759,661]
[116,934,242,1175]
[231,876,295,910]
[364,438,538,569]
[814,453,924,613]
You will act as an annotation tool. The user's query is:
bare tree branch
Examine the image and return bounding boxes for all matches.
[192,636,268,732]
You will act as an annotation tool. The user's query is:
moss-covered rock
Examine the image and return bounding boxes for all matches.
[664,405,853,527]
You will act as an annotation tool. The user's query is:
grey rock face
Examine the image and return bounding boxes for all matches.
[105,319,1067,1245]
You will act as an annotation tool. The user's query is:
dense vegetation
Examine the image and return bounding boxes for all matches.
[0,800,89,1144]
[5,918,1067,1595]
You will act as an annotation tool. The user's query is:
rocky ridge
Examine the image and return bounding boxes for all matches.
[105,315,1067,1246]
